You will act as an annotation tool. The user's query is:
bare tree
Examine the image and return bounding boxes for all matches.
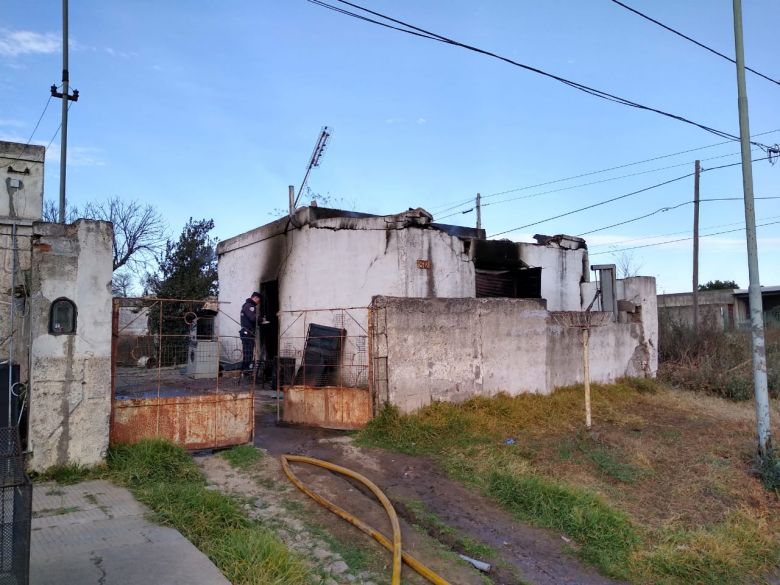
[42,200,80,223]
[82,197,168,272]
[111,270,133,297]
[613,250,643,278]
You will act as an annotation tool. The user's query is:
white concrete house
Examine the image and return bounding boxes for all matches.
[217,205,657,415]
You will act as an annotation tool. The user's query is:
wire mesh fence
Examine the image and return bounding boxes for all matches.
[111,297,254,449]
[278,308,369,390]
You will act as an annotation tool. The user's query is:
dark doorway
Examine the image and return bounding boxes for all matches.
[260,280,280,382]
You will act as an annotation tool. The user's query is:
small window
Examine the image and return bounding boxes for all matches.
[49,298,77,335]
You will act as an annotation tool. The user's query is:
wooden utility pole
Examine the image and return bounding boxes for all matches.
[692,160,701,333]
[476,193,482,231]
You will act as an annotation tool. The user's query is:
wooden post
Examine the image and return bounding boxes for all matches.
[692,159,701,332]
[583,328,592,430]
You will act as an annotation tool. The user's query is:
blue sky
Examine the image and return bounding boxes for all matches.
[1,0,778,293]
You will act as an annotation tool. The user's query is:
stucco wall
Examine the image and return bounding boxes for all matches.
[371,295,654,413]
[0,141,45,221]
[517,243,587,311]
[28,220,113,471]
[217,216,475,340]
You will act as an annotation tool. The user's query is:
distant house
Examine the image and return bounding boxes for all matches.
[658,286,780,330]
[217,205,657,419]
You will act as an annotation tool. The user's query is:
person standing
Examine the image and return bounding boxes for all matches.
[239,291,261,376]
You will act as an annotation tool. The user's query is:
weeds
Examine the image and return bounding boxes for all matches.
[220,444,263,470]
[359,383,780,584]
[30,463,104,485]
[658,317,780,400]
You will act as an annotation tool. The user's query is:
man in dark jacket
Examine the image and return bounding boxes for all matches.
[239,292,261,375]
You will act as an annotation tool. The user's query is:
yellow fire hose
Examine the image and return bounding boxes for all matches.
[281,454,451,585]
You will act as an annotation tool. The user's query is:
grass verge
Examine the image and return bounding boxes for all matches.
[358,380,780,584]
[107,439,310,585]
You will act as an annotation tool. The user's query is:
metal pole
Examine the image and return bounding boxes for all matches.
[692,160,700,333]
[582,328,592,430]
[7,224,17,426]
[733,0,771,456]
[476,193,481,231]
[288,185,295,216]
[58,0,69,224]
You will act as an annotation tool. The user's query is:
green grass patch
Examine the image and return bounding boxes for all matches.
[30,463,105,485]
[488,471,638,578]
[220,444,263,470]
[106,439,310,585]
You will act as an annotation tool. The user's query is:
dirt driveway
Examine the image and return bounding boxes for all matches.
[249,400,625,585]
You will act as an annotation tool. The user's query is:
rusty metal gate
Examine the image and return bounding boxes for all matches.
[277,307,372,429]
[110,297,253,449]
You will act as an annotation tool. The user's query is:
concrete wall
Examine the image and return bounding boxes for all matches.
[0,141,45,221]
[517,243,587,311]
[657,289,735,330]
[371,295,655,413]
[28,220,113,470]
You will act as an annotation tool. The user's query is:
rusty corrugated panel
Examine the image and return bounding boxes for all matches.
[110,391,253,449]
[282,386,372,430]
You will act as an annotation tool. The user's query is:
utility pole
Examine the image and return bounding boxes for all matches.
[476,193,481,231]
[51,0,79,223]
[733,0,771,457]
[692,160,701,333]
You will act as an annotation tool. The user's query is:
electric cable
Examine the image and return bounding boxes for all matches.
[588,213,780,249]
[609,0,780,87]
[488,155,775,238]
[308,0,775,150]
[578,196,780,236]
[3,95,54,165]
[589,218,780,255]
[435,148,757,221]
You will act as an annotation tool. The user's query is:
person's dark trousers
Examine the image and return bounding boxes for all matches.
[239,329,255,373]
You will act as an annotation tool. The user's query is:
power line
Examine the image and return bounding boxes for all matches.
[3,95,54,166]
[487,154,775,238]
[578,196,780,236]
[609,0,780,87]
[309,0,776,150]
[590,219,780,256]
[490,173,693,238]
[589,213,780,248]
[435,149,750,221]
[428,129,780,216]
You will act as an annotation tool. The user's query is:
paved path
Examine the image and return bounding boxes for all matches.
[31,480,230,585]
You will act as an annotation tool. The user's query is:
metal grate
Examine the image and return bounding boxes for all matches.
[0,428,29,585]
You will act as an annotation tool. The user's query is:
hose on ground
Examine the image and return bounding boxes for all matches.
[280,454,451,585]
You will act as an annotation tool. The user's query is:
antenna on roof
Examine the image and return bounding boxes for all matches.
[293,126,331,208]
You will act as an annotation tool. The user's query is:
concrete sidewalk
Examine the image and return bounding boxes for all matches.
[31,480,230,585]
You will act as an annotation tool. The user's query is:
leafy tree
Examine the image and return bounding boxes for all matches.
[143,218,218,365]
[699,280,739,291]
[144,218,218,300]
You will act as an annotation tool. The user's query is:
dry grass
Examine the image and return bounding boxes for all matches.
[360,379,780,584]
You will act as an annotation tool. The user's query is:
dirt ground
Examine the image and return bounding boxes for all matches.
[205,395,626,585]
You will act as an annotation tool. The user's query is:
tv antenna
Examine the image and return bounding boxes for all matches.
[293,126,331,208]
